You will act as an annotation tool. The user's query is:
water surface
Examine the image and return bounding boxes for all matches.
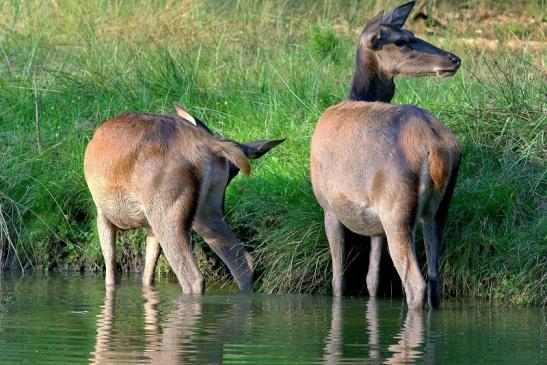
[0,273,544,364]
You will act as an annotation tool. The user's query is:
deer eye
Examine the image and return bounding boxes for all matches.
[394,39,405,47]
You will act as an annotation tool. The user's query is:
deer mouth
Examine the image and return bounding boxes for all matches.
[434,68,458,77]
[433,64,460,77]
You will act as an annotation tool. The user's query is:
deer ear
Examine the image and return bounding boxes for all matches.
[363,10,384,35]
[384,1,415,28]
[362,10,384,49]
[173,102,197,126]
[240,139,285,159]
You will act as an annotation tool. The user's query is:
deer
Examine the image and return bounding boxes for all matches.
[84,103,283,294]
[310,1,462,309]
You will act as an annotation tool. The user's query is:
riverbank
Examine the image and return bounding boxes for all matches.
[0,0,545,305]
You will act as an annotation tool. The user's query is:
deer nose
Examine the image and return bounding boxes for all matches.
[447,53,461,65]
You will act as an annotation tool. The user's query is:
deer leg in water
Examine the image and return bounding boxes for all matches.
[143,230,162,286]
[97,210,117,286]
[366,236,383,297]
[193,217,254,292]
[324,211,345,296]
[146,193,204,294]
[422,216,441,309]
[383,223,425,309]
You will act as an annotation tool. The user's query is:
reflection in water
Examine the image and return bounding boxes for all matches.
[366,298,381,363]
[322,296,343,365]
[323,298,425,364]
[145,287,202,364]
[90,287,115,365]
[1,275,543,364]
[90,287,203,364]
[91,287,426,365]
[385,310,424,364]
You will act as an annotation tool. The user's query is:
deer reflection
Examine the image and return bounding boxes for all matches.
[366,298,381,363]
[323,296,343,365]
[323,298,425,364]
[146,288,202,363]
[90,287,202,364]
[90,286,116,365]
[385,309,424,364]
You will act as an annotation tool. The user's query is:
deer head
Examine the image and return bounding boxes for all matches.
[350,1,461,101]
[362,1,460,77]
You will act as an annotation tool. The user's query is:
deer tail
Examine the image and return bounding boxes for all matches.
[210,140,251,177]
[428,146,451,190]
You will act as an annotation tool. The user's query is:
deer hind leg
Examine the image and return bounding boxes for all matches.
[97,209,117,286]
[366,236,383,297]
[153,225,203,294]
[147,200,204,294]
[324,211,345,296]
[143,229,162,286]
[422,216,441,309]
[383,222,426,310]
[424,161,460,309]
[193,217,254,292]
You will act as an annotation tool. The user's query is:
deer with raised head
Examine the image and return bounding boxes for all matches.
[84,103,283,293]
[310,1,462,309]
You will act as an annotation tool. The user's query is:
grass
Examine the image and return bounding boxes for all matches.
[0,0,545,305]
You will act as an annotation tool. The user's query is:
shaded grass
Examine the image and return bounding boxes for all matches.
[0,0,545,305]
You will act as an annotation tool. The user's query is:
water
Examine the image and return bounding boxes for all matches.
[0,274,544,364]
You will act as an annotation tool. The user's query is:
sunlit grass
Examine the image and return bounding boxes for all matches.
[0,0,544,305]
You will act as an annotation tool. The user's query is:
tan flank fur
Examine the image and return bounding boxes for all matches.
[310,1,462,309]
[84,104,283,293]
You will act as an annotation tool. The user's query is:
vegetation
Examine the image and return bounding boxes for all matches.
[0,0,544,305]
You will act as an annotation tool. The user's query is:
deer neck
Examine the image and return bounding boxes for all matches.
[348,47,395,102]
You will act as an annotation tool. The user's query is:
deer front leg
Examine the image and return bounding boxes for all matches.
[324,211,345,297]
[193,216,254,292]
[366,236,383,297]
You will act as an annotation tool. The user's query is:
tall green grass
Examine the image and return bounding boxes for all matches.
[0,0,544,305]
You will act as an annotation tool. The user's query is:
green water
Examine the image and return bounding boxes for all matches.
[0,274,544,364]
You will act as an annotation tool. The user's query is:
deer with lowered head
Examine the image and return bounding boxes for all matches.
[310,1,462,309]
[84,103,283,293]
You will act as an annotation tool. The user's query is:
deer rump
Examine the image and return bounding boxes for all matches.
[84,112,248,230]
[312,102,459,227]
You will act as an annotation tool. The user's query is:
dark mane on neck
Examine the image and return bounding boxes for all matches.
[348,46,395,102]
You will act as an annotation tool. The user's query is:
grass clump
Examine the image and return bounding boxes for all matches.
[0,0,544,305]
[308,23,343,63]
